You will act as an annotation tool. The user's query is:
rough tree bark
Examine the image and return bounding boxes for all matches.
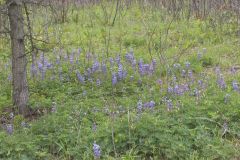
[7,0,29,116]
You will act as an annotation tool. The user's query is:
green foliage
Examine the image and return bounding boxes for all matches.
[0,0,4,5]
[0,2,240,160]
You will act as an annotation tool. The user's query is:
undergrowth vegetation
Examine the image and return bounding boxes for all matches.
[0,2,240,160]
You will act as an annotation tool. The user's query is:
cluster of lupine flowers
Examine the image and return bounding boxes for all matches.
[3,48,239,95]
[3,48,239,117]
[137,100,155,113]
[93,142,101,159]
[2,48,240,158]
[24,49,160,87]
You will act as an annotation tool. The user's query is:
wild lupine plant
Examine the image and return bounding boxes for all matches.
[1,45,240,159]
[3,48,239,114]
[6,49,237,111]
[6,124,13,135]
[93,142,101,159]
[232,80,239,92]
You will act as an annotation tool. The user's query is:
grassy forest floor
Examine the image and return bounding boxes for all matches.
[0,2,240,160]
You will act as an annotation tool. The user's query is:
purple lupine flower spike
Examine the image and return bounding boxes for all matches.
[7,74,12,81]
[76,71,85,84]
[157,79,162,85]
[185,61,191,68]
[112,73,117,85]
[168,85,173,94]
[92,60,100,73]
[115,55,121,65]
[149,100,155,108]
[31,63,38,77]
[92,122,97,132]
[217,74,226,90]
[93,142,101,159]
[125,52,134,63]
[118,64,124,80]
[6,124,14,135]
[143,102,150,108]
[232,80,239,91]
[109,57,114,68]
[101,62,107,74]
[69,53,74,64]
[167,99,173,111]
[132,59,137,70]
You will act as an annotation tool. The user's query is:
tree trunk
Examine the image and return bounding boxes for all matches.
[7,0,29,116]
[0,14,2,32]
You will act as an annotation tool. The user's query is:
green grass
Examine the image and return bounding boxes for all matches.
[0,2,240,159]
